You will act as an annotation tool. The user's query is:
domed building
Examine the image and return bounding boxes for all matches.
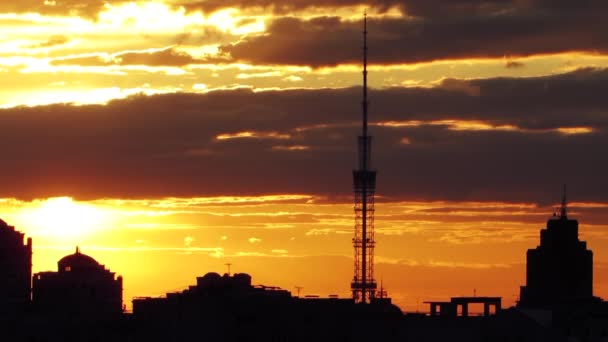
[33,247,123,317]
[0,218,32,313]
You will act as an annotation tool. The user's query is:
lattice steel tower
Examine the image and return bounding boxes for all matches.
[351,13,377,304]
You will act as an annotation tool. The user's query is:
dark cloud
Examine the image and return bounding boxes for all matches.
[50,55,108,67]
[178,0,401,14]
[29,35,69,49]
[176,0,517,16]
[1,68,608,202]
[178,0,607,17]
[437,78,480,96]
[168,25,239,47]
[117,48,199,67]
[505,60,525,69]
[51,48,204,67]
[4,1,606,68]
[221,1,608,67]
[0,1,128,19]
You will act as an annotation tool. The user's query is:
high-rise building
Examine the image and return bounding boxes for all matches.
[518,189,595,309]
[0,218,32,312]
[33,247,123,316]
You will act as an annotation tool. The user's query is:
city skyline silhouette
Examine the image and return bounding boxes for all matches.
[1,187,606,341]
[2,1,608,341]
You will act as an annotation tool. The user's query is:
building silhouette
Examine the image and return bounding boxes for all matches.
[0,219,32,313]
[133,272,292,319]
[133,272,297,341]
[33,247,123,317]
[425,297,501,317]
[518,189,595,309]
[133,272,402,341]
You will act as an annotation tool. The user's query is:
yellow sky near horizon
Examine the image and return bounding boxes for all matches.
[2,196,607,312]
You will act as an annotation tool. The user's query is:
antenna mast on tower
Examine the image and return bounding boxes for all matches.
[560,184,568,219]
[351,11,377,304]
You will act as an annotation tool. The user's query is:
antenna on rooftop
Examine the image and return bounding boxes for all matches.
[225,263,232,276]
[560,184,568,219]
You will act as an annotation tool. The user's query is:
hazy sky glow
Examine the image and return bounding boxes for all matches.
[1,0,608,312]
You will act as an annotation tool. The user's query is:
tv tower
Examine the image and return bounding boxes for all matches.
[351,12,377,304]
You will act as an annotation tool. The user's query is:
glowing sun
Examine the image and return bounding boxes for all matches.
[18,197,109,239]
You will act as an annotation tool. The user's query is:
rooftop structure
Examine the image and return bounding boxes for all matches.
[425,297,502,318]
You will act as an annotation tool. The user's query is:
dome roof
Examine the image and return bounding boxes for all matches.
[58,247,101,272]
[197,272,222,288]
[0,218,7,227]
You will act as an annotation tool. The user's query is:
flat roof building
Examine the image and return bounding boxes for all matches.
[0,219,32,313]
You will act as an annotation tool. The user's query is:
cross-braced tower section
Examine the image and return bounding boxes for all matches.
[351,13,377,304]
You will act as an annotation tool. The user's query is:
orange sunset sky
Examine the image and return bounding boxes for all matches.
[1,0,608,312]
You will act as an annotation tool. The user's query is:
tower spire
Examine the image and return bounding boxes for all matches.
[560,184,568,219]
[362,10,368,140]
[352,10,377,304]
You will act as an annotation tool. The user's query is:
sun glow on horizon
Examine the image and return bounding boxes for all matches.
[15,197,112,241]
